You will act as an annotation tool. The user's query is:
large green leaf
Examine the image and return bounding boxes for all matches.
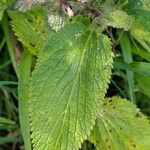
[0,0,14,21]
[9,7,51,55]
[90,96,150,150]
[29,22,113,150]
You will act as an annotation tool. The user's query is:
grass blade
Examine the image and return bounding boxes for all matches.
[120,32,135,103]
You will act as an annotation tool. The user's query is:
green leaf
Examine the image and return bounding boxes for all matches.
[131,23,150,42]
[132,9,150,32]
[0,117,15,125]
[29,22,113,150]
[90,96,150,150]
[9,7,51,55]
[125,0,150,11]
[0,136,22,144]
[97,6,134,30]
[125,0,150,32]
[120,32,135,103]
[131,43,150,62]
[0,0,14,21]
[135,74,150,98]
[130,62,150,76]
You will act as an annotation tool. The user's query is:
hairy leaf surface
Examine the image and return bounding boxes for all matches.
[131,23,150,42]
[9,8,51,55]
[103,10,133,30]
[126,0,150,32]
[96,5,134,30]
[90,96,150,150]
[132,9,150,32]
[29,22,113,150]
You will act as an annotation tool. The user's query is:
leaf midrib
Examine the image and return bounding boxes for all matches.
[53,31,93,149]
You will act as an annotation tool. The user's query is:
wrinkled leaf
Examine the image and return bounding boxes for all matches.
[29,22,113,150]
[90,96,150,150]
[97,6,134,30]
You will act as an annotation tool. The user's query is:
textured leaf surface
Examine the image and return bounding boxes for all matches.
[126,0,150,32]
[103,10,133,30]
[0,0,14,21]
[90,96,150,150]
[29,22,113,150]
[132,9,150,32]
[126,0,150,10]
[97,6,134,30]
[9,8,51,55]
[131,23,150,42]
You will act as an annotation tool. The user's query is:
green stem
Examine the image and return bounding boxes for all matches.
[0,37,6,51]
[1,14,19,77]
[18,49,32,150]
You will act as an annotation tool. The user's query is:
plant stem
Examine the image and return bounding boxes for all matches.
[18,49,32,150]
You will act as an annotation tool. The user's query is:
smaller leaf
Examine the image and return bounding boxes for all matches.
[0,0,14,21]
[131,23,150,42]
[97,6,134,30]
[9,7,51,55]
[125,0,150,11]
[90,96,150,150]
[133,9,150,32]
[131,43,150,62]
[114,61,150,77]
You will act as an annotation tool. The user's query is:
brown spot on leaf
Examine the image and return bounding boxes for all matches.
[109,99,112,103]
[132,143,136,148]
[29,43,35,47]
[28,19,33,23]
[135,113,142,118]
[113,106,116,109]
